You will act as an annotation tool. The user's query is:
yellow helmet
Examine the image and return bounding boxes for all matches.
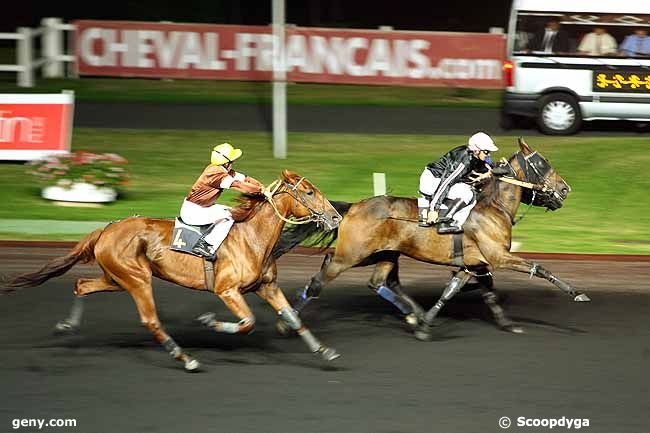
[210,142,242,165]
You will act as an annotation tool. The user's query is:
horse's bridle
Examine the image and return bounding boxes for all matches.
[499,151,566,208]
[264,177,330,226]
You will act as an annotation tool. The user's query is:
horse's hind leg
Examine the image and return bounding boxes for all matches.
[197,289,256,335]
[293,253,333,311]
[368,259,424,327]
[415,269,472,341]
[294,252,352,312]
[110,269,200,372]
[54,275,122,334]
[257,282,340,362]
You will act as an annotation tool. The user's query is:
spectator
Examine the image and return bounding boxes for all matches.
[619,28,650,57]
[528,19,570,54]
[577,27,618,56]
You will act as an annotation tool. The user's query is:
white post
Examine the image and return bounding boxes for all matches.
[272,0,287,159]
[17,27,33,87]
[42,17,64,78]
[373,173,386,196]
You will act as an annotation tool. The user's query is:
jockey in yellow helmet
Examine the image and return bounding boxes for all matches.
[180,142,265,260]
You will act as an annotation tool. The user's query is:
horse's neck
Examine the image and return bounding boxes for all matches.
[238,194,290,255]
[490,157,524,223]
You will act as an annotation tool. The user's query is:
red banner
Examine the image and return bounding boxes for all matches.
[75,21,505,88]
[0,93,74,161]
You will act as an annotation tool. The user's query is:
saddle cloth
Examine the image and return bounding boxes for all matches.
[170,217,215,256]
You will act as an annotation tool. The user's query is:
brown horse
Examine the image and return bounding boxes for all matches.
[281,138,590,340]
[4,170,342,371]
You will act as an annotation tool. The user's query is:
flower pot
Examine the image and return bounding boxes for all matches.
[42,181,117,203]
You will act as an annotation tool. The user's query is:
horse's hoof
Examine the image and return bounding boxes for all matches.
[503,324,525,334]
[275,320,293,337]
[54,320,79,335]
[184,358,201,372]
[196,312,216,327]
[319,347,341,362]
[414,328,432,341]
[574,293,590,302]
[405,313,419,327]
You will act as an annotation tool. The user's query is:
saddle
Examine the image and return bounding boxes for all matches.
[170,217,215,256]
[170,217,218,292]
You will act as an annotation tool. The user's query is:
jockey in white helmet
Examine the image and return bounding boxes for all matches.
[418,132,507,234]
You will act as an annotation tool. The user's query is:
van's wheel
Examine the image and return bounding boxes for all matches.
[537,93,582,135]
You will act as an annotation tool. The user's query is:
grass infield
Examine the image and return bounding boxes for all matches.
[0,129,648,254]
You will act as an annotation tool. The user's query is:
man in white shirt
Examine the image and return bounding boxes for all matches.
[578,27,618,56]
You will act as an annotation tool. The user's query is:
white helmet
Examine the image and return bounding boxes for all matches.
[468,132,498,152]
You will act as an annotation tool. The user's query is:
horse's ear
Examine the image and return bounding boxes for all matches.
[282,169,299,182]
[518,136,533,154]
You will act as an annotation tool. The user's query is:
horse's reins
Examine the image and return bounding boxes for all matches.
[498,176,548,192]
[264,177,325,225]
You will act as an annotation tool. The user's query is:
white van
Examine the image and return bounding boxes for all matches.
[502,0,650,134]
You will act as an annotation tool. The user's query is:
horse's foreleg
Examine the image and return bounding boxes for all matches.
[496,253,590,302]
[257,283,340,362]
[415,269,472,341]
[477,274,524,334]
[197,288,256,334]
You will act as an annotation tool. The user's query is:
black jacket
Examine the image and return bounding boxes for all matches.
[425,146,489,208]
[528,29,570,53]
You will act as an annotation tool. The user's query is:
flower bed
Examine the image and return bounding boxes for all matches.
[27,151,129,203]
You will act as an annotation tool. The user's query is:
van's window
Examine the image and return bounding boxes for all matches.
[513,12,650,58]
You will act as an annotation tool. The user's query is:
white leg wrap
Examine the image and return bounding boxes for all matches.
[278,307,302,330]
[299,329,322,353]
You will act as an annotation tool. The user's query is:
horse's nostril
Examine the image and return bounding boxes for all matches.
[332,216,340,221]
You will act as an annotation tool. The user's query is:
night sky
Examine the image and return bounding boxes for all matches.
[1,0,513,33]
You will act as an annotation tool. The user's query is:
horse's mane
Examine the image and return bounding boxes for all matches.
[229,193,266,222]
[475,153,518,210]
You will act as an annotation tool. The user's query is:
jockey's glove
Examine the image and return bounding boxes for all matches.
[467,170,492,185]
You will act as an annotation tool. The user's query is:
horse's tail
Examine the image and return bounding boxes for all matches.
[272,200,351,258]
[2,228,104,294]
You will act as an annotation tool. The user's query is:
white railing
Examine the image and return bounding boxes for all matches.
[0,18,77,88]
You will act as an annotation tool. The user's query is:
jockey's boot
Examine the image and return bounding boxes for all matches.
[436,198,466,234]
[418,206,431,227]
[192,238,217,261]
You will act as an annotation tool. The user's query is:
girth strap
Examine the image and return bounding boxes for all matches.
[452,233,464,267]
[204,259,215,292]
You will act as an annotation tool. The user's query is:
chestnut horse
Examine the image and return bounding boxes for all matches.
[279,138,590,340]
[4,170,342,371]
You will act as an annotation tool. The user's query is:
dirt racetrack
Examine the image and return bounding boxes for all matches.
[1,246,648,433]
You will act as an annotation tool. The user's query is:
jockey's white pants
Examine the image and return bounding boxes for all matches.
[418,168,476,226]
[180,199,234,250]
